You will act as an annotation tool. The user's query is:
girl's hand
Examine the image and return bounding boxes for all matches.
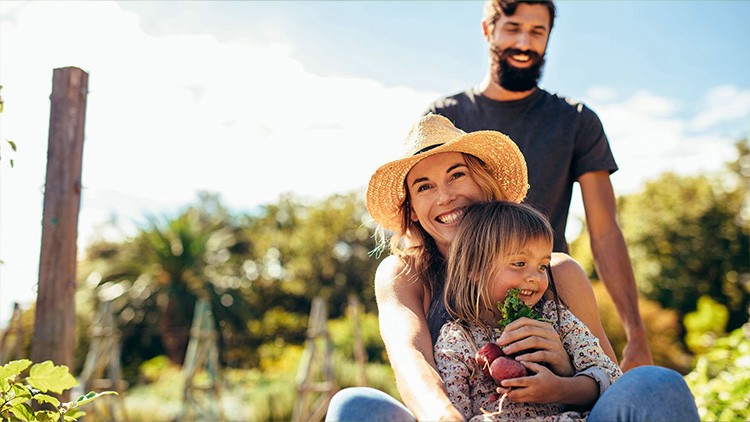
[496,317,574,377]
[496,362,562,403]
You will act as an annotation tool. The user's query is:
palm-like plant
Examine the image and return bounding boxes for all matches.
[83,194,253,367]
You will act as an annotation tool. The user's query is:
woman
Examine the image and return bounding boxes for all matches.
[325,114,697,421]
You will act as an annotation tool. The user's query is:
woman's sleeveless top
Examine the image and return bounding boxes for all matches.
[427,285,450,345]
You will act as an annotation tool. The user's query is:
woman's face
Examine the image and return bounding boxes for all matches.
[406,152,485,256]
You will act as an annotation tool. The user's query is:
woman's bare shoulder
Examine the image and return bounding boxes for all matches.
[374,255,422,292]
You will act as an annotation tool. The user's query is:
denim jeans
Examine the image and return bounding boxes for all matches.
[325,366,699,421]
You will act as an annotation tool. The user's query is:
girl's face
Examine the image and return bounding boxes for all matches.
[488,237,552,319]
[406,152,485,256]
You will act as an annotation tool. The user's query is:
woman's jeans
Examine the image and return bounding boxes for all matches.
[324,366,700,421]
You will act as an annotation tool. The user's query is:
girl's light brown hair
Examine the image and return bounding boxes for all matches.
[444,200,554,329]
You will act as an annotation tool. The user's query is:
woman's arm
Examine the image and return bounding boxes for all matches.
[550,253,618,364]
[375,255,465,421]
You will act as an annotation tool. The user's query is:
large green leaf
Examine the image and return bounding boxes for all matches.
[26,361,78,394]
[8,402,34,422]
[33,393,60,408]
[0,359,32,380]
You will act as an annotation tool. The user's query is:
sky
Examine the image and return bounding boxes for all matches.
[1,1,749,324]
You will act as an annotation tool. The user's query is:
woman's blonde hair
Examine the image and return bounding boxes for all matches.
[444,200,554,329]
[373,153,504,295]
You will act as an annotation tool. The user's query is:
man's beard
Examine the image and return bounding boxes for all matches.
[490,46,545,92]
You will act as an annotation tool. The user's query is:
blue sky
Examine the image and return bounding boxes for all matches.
[1,1,749,324]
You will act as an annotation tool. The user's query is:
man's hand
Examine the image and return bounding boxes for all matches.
[620,330,653,372]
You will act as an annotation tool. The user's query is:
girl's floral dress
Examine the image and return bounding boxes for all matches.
[434,300,622,421]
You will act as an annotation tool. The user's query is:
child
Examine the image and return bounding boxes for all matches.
[435,201,622,421]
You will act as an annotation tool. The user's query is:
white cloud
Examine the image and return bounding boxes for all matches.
[564,87,744,241]
[690,85,750,132]
[583,88,738,195]
[0,1,436,323]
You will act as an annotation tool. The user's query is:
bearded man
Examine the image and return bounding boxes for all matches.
[425,0,653,372]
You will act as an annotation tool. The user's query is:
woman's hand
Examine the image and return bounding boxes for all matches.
[496,317,574,377]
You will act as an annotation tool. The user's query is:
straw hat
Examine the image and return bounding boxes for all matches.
[366,113,529,232]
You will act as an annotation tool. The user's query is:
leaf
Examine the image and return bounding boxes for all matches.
[34,409,60,421]
[0,359,33,380]
[64,408,86,421]
[8,402,34,422]
[33,393,60,408]
[6,140,15,152]
[26,361,78,394]
[63,407,86,420]
[497,288,551,328]
[69,391,118,409]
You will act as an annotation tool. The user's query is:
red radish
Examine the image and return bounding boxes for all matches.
[489,356,528,386]
[475,343,505,376]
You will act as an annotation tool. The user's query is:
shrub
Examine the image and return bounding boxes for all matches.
[0,359,115,421]
[685,323,750,421]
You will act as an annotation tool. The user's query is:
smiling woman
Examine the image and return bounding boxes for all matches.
[325,113,700,422]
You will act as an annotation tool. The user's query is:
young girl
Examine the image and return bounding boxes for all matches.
[435,200,622,421]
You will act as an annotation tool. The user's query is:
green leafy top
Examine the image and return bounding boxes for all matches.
[497,288,552,328]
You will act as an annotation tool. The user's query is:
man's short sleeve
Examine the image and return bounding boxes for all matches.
[571,105,618,180]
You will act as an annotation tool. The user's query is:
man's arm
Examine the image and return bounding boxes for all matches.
[578,171,653,371]
[374,255,465,421]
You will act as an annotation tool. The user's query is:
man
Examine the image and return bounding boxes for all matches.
[426,0,652,371]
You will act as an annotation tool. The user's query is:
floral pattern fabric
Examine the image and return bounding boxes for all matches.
[434,300,622,422]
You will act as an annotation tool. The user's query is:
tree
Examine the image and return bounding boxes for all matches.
[615,140,749,330]
[81,193,254,371]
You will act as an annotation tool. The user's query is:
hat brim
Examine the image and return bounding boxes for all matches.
[366,130,528,233]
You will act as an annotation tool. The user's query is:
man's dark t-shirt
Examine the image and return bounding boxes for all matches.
[426,87,618,253]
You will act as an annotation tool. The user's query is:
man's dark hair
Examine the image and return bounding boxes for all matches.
[483,0,557,31]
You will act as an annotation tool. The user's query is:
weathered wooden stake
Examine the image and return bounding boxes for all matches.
[31,67,88,398]
[348,294,368,386]
[292,297,336,422]
[0,302,24,363]
[179,299,224,422]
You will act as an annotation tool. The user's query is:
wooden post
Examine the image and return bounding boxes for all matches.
[292,297,337,422]
[178,299,224,422]
[77,301,128,421]
[347,294,368,386]
[0,302,24,363]
[31,67,88,392]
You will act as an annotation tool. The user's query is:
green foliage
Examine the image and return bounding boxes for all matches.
[78,191,382,373]
[497,288,551,328]
[570,140,750,335]
[0,359,116,421]
[685,323,750,421]
[329,311,388,363]
[684,296,729,355]
[618,168,749,329]
[592,282,693,372]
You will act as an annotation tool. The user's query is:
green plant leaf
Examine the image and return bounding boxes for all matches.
[0,359,33,380]
[34,409,60,421]
[64,408,86,421]
[70,391,118,409]
[26,361,78,394]
[497,288,552,328]
[8,402,34,422]
[33,393,60,408]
